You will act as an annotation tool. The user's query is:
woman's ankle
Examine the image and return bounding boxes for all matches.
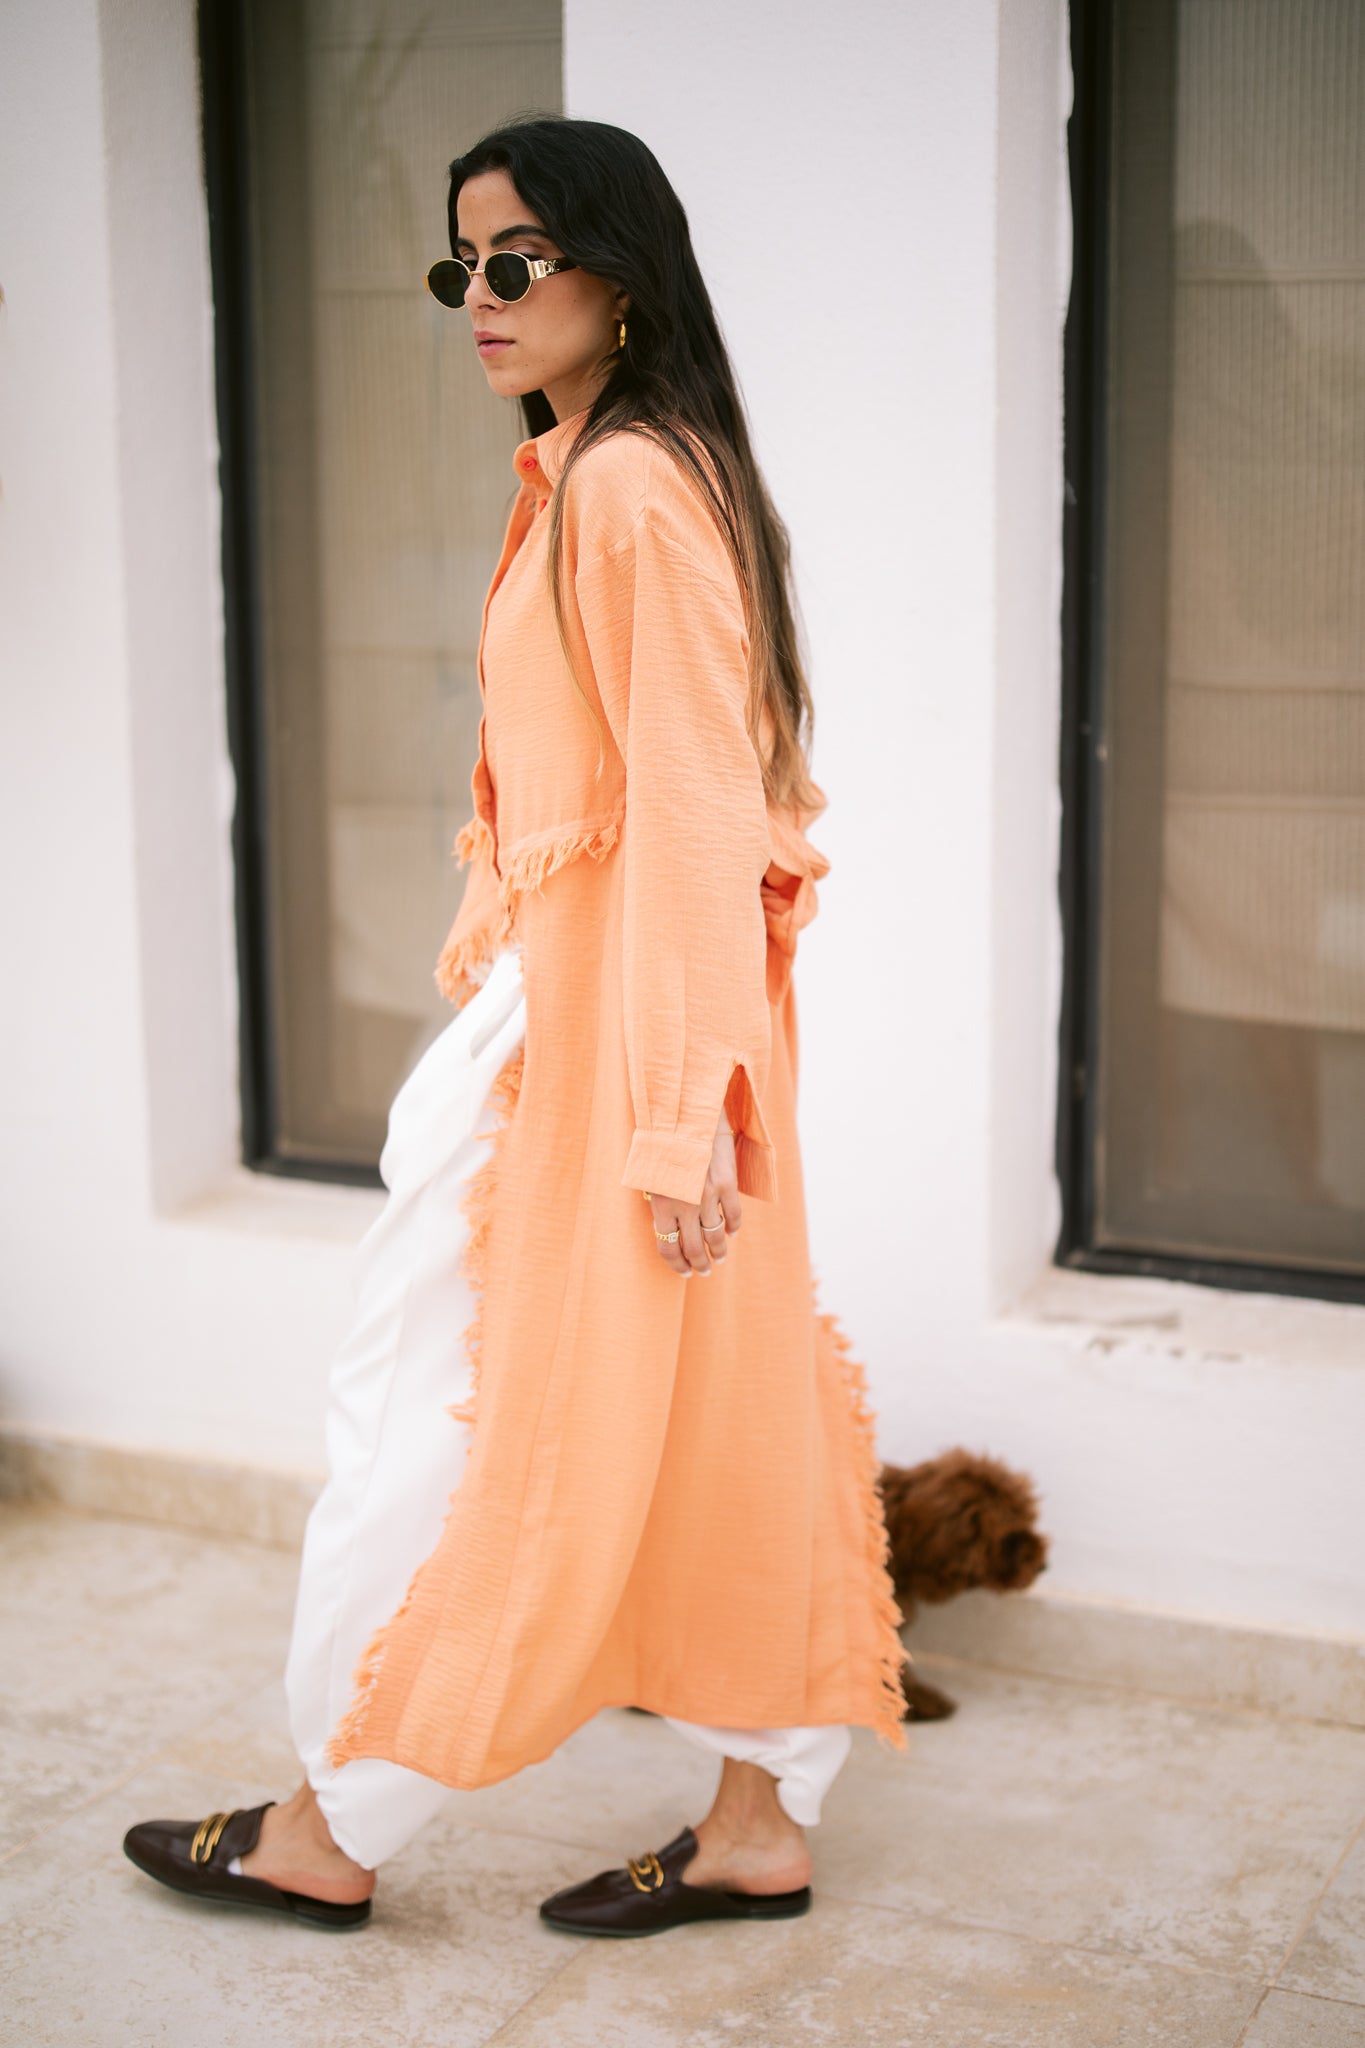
[704,1760,799,1837]
[685,1760,813,1890]
[247,1785,374,1886]
[685,1813,812,1892]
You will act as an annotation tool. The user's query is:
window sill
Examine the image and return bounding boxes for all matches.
[996,1263,1365,1373]
[161,1164,385,1246]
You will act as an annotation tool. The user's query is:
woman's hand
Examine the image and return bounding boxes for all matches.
[645,1110,742,1277]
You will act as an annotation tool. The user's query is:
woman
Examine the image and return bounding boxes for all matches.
[123,113,907,1937]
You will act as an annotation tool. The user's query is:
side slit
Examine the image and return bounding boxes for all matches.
[323,1041,527,1770]
[813,1283,911,1751]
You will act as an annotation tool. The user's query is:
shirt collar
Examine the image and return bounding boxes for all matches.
[511,405,591,492]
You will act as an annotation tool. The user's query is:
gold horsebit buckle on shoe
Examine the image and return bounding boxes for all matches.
[189,1810,236,1865]
[626,1849,665,1892]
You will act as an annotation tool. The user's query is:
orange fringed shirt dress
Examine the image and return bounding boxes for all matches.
[325,405,908,1791]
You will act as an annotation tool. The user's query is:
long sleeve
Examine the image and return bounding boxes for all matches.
[575,500,779,1206]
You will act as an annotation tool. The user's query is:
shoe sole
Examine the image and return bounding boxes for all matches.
[540,1892,813,1937]
[122,1843,372,1931]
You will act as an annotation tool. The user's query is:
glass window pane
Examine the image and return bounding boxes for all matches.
[242,0,562,1166]
[1097,0,1365,1274]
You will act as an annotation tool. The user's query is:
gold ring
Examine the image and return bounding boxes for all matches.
[654,1228,680,1244]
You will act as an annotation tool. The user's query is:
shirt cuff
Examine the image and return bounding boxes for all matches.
[621,1129,716,1206]
[621,1125,780,1206]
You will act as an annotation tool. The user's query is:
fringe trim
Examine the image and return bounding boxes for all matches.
[434,816,501,1006]
[323,1040,527,1772]
[454,814,497,868]
[494,817,620,916]
[445,1044,527,1429]
[440,802,614,1029]
[434,927,498,1008]
[435,817,621,1008]
[814,1284,911,1751]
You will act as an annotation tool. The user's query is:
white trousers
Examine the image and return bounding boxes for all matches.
[278,942,851,1871]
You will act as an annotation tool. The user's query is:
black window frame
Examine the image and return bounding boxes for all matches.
[1057,0,1365,1308]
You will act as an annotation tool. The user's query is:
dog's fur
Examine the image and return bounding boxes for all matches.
[879,1450,1049,1721]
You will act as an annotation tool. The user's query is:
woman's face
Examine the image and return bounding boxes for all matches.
[453,168,628,422]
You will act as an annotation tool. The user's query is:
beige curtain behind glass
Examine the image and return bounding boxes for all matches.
[247,0,561,1165]
[1160,0,1365,1037]
[1099,0,1365,1269]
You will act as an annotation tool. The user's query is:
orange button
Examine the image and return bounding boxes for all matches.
[520,457,536,471]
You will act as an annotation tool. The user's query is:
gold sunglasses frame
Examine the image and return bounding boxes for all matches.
[426,253,578,308]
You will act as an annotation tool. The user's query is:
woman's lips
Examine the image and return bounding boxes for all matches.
[477,337,513,354]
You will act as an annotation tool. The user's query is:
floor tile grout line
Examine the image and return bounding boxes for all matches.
[0,1750,697,1884]
[1,1728,1277,2001]
[812,1887,1284,1989]
[476,1946,590,2046]
[1266,1987,1365,2012]
[0,1755,165,1872]
[365,1778,1321,1947]
[0,1723,284,1872]
[1254,1804,1365,2002]
[338,1821,1362,1997]
[0,1663,286,1870]
[912,1650,1365,1733]
[3,1726,1361,1982]
[0,1751,1333,2009]
[1232,1986,1272,2046]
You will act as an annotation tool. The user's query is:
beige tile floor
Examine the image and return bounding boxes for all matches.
[1,1501,1363,2048]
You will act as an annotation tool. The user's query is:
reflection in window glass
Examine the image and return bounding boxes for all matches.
[1097,0,1365,1273]
[242,1,561,1164]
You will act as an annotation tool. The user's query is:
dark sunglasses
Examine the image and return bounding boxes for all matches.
[426,252,578,309]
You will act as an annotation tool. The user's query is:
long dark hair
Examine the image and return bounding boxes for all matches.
[447,113,821,813]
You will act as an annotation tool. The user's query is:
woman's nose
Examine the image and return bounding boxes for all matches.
[463,267,497,314]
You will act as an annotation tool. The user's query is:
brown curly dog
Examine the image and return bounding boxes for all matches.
[879,1450,1049,1721]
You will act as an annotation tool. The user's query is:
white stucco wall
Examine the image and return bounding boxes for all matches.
[1,0,1361,1640]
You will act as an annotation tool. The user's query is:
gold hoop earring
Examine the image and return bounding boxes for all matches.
[617,320,627,350]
